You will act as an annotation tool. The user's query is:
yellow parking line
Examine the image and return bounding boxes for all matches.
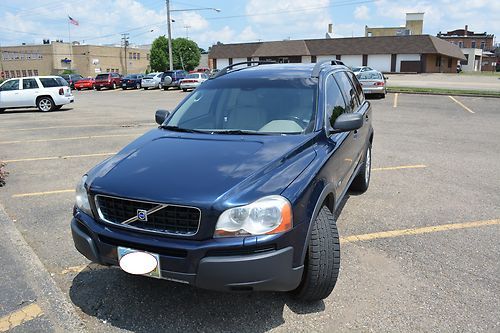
[341,219,499,244]
[448,96,475,114]
[393,93,398,108]
[0,133,140,145]
[12,189,74,198]
[4,152,116,163]
[372,164,426,171]
[0,303,43,332]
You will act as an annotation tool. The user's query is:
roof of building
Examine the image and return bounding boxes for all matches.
[438,29,493,38]
[209,35,466,60]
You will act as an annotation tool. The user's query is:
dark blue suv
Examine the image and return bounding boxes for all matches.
[71,61,373,301]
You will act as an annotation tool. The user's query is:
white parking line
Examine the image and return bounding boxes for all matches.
[449,96,475,114]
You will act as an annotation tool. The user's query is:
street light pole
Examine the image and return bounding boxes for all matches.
[165,2,220,71]
[166,0,173,71]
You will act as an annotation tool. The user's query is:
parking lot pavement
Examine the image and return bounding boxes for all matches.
[0,90,499,332]
[386,73,500,92]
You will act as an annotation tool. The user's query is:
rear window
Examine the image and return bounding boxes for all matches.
[96,74,109,80]
[144,75,155,79]
[125,75,137,79]
[40,77,67,88]
[186,74,199,79]
[358,72,382,80]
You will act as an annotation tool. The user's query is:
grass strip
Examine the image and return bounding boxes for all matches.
[387,86,500,97]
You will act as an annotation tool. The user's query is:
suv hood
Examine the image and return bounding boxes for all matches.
[87,129,316,208]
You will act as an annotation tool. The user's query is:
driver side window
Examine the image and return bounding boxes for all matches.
[1,79,20,91]
[325,74,347,130]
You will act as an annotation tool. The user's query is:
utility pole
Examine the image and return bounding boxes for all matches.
[166,0,173,71]
[122,33,130,75]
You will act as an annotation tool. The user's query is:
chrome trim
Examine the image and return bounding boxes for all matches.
[94,194,201,237]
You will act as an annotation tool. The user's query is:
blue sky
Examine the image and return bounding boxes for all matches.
[0,0,498,49]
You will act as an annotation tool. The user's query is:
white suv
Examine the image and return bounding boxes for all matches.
[0,76,75,113]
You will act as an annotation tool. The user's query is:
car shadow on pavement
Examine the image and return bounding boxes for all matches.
[70,267,325,332]
[1,108,73,114]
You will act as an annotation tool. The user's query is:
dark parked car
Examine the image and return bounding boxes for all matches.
[121,74,144,90]
[94,73,122,90]
[61,73,84,89]
[162,70,188,90]
[71,61,373,301]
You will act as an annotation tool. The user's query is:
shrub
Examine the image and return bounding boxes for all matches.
[0,162,7,187]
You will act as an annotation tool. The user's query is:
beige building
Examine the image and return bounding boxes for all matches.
[1,41,151,79]
[365,13,424,37]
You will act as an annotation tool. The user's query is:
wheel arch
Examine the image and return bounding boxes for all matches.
[299,183,336,264]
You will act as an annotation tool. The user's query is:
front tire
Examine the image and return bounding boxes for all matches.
[111,82,116,90]
[136,82,141,89]
[182,88,187,92]
[37,97,54,112]
[350,144,371,193]
[158,82,163,90]
[292,206,340,302]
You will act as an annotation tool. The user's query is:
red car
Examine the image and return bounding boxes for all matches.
[74,77,95,90]
[94,73,122,90]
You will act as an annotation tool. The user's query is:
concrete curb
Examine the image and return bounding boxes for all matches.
[386,90,500,99]
[0,204,86,332]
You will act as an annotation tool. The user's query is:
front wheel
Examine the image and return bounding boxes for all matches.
[158,82,163,90]
[111,82,116,90]
[37,97,54,112]
[292,206,340,301]
[136,83,141,89]
[0,108,5,113]
[182,88,187,92]
[350,144,371,193]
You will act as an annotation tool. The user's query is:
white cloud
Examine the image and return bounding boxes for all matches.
[354,5,369,20]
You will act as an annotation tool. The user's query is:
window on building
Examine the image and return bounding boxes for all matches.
[458,41,463,48]
[33,69,39,76]
[28,70,33,76]
[22,70,27,77]
[5,71,10,79]
[311,55,317,63]
[435,55,442,67]
[137,53,140,60]
[133,53,137,59]
[147,53,150,60]
[10,70,16,77]
[228,58,233,65]
[129,52,132,59]
[23,78,39,89]
[471,41,476,48]
[448,57,452,68]
[16,70,21,77]
[480,41,486,49]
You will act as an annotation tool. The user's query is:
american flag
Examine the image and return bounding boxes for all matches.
[68,16,79,26]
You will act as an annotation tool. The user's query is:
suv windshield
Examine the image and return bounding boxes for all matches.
[165,77,317,134]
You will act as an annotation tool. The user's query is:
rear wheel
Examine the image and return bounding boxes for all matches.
[292,206,340,301]
[0,108,5,113]
[37,97,54,112]
[96,87,101,91]
[350,144,371,193]
[144,87,148,90]
[182,88,187,92]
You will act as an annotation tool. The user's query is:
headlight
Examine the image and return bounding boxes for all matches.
[214,195,292,237]
[75,175,93,216]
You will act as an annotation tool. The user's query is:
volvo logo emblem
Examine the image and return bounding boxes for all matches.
[137,209,148,221]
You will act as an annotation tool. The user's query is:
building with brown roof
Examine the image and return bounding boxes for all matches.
[209,35,465,73]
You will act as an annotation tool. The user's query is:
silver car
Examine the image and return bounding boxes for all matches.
[356,70,387,98]
[141,73,163,90]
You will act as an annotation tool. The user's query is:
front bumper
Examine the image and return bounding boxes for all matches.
[71,213,304,292]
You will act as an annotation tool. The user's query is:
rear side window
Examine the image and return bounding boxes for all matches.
[23,78,39,89]
[325,74,348,129]
[333,72,359,112]
[39,77,66,88]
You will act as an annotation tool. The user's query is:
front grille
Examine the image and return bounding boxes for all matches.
[95,195,200,236]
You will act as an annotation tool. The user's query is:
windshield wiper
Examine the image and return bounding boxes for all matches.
[211,129,269,135]
[159,125,209,134]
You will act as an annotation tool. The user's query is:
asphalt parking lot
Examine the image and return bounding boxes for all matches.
[0,89,499,332]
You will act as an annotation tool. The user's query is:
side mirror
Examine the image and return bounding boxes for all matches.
[155,109,170,125]
[331,113,363,134]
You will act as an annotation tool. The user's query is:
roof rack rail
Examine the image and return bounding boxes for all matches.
[210,61,275,79]
[311,60,346,78]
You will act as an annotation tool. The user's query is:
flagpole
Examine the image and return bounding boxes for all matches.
[68,19,72,70]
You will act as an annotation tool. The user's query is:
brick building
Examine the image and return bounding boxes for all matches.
[365,13,424,37]
[0,41,151,79]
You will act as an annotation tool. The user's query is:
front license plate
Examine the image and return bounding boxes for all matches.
[117,247,161,278]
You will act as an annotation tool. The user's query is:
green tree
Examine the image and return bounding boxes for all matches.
[171,38,201,71]
[150,36,169,72]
